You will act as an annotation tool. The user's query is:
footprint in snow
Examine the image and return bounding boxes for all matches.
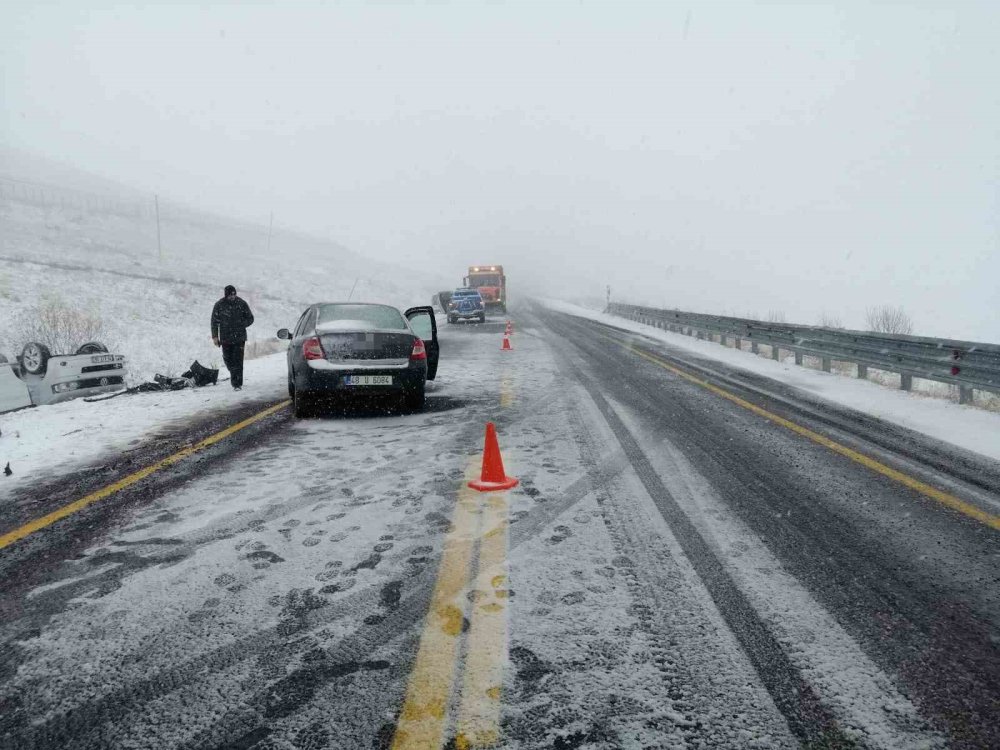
[547,525,572,545]
[245,550,285,564]
[319,579,356,594]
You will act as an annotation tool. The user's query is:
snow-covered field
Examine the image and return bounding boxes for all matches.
[545,300,1000,463]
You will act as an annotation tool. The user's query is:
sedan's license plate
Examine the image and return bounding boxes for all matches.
[91,355,116,363]
[344,375,393,386]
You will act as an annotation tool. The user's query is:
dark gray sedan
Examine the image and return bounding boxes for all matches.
[277,303,439,417]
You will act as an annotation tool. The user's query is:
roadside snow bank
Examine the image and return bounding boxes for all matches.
[544,300,1000,463]
[0,353,287,496]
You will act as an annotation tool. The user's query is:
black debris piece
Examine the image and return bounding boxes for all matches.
[84,360,223,403]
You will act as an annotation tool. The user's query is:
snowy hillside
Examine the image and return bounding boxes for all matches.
[0,151,438,381]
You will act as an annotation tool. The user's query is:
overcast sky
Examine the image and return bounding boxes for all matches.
[2,1,998,338]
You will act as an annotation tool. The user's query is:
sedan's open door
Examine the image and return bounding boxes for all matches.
[405,306,439,380]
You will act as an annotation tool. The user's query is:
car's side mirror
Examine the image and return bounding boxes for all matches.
[276,328,292,340]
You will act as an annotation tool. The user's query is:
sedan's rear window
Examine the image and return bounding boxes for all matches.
[316,304,407,331]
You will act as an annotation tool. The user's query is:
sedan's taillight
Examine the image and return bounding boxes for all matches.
[410,339,427,361]
[303,337,324,360]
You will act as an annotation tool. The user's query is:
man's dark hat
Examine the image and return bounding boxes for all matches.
[224,285,236,296]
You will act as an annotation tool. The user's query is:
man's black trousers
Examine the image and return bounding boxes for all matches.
[221,342,245,388]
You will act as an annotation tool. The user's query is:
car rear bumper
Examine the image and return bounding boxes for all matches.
[450,310,484,319]
[295,366,425,396]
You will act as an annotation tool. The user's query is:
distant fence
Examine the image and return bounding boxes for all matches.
[0,175,151,219]
[607,302,1000,405]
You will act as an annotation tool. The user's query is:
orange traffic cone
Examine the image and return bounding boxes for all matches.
[501,332,513,351]
[505,320,513,335]
[469,422,519,492]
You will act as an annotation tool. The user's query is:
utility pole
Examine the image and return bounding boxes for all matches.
[154,194,162,262]
[606,285,611,311]
[266,211,274,254]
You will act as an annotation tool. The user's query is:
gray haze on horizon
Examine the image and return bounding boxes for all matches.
[2,1,998,339]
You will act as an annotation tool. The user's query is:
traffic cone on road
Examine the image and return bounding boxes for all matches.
[501,332,513,351]
[505,320,513,335]
[469,422,519,492]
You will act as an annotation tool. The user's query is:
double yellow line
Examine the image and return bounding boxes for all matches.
[392,377,516,749]
[613,336,1000,532]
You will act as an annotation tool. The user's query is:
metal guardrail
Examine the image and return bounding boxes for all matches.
[607,303,1000,405]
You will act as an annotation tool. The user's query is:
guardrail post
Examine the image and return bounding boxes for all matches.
[857,364,868,379]
[959,386,974,405]
[821,358,832,373]
[735,337,742,350]
[794,352,803,366]
[771,346,780,361]
[901,374,913,391]
[751,341,759,354]
[719,334,727,346]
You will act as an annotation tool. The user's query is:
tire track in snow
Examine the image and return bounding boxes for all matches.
[541,322,857,747]
[558,376,799,747]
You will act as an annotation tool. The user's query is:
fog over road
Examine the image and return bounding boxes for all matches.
[1,307,998,749]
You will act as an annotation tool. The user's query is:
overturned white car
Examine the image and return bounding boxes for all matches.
[0,341,127,414]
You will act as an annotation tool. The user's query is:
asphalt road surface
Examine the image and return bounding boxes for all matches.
[1,305,998,750]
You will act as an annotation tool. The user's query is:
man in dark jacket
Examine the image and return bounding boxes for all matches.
[211,285,255,390]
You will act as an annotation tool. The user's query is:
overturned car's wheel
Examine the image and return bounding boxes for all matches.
[76,341,109,355]
[21,342,51,375]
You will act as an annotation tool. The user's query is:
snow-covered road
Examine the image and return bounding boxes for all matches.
[1,308,998,749]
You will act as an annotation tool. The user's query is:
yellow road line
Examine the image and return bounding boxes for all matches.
[455,492,509,749]
[0,400,290,551]
[394,372,517,749]
[392,462,482,750]
[499,376,514,409]
[607,335,1000,532]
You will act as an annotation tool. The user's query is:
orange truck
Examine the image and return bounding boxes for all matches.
[463,265,507,313]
